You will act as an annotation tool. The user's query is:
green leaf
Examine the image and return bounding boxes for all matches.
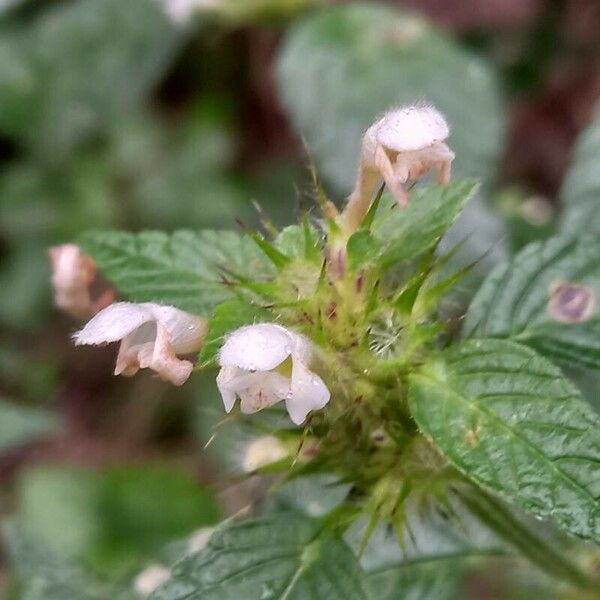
[149,513,368,600]
[274,224,321,262]
[364,557,468,600]
[271,475,352,517]
[0,0,184,158]
[277,4,504,195]
[18,465,221,578]
[80,230,274,315]
[0,398,58,452]
[372,181,478,268]
[348,492,504,600]
[561,103,600,234]
[198,299,271,366]
[464,236,600,369]
[3,522,135,600]
[346,230,382,271]
[409,339,600,543]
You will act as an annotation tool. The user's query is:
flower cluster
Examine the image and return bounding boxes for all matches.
[54,103,453,430]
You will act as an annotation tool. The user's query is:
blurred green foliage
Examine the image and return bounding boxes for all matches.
[17,465,220,578]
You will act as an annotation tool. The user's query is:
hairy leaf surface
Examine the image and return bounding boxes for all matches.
[150,513,367,600]
[464,236,600,368]
[409,339,600,542]
[371,181,478,267]
[80,230,273,315]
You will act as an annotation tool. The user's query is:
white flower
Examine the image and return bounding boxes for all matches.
[217,323,330,425]
[343,104,455,233]
[48,244,114,319]
[73,302,207,386]
[242,435,288,472]
[134,564,171,596]
[155,0,219,24]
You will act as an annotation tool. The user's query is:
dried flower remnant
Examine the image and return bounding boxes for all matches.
[217,323,330,425]
[243,435,288,472]
[48,244,114,319]
[73,302,207,385]
[548,281,596,323]
[342,104,454,233]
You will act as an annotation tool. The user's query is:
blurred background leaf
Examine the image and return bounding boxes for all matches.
[277,3,505,194]
[16,464,221,579]
[0,398,58,452]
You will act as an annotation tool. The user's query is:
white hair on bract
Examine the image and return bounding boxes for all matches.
[74,302,207,386]
[216,323,330,426]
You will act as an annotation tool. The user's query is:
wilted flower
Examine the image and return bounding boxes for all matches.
[74,302,207,386]
[217,323,330,425]
[48,244,114,319]
[548,281,595,323]
[242,435,288,472]
[343,104,454,232]
[134,564,171,596]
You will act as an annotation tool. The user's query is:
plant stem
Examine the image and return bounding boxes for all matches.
[458,486,595,591]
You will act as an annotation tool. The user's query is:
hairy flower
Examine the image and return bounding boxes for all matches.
[48,244,114,319]
[343,104,454,233]
[73,302,207,385]
[217,323,330,425]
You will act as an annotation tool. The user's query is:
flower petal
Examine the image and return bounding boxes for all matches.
[238,372,289,414]
[149,305,207,354]
[146,322,194,385]
[375,105,449,152]
[287,359,330,425]
[73,302,156,346]
[216,365,244,412]
[219,323,292,371]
